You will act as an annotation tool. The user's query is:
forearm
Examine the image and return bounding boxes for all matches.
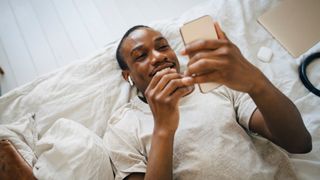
[249,74,312,152]
[142,69,191,180]
[144,129,175,180]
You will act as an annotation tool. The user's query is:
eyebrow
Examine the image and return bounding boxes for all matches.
[154,36,167,43]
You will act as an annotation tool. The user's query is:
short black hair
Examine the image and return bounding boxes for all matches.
[116,25,150,70]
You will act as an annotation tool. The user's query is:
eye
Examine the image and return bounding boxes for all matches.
[135,52,147,61]
[155,38,170,51]
[157,42,170,51]
[158,45,169,51]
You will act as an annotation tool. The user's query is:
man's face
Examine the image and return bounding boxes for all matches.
[121,28,180,94]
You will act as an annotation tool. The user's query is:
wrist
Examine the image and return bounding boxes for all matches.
[247,71,271,97]
[153,128,176,139]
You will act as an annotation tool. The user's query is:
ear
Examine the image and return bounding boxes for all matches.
[122,70,130,81]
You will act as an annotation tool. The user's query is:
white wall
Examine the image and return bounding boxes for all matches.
[0,0,207,95]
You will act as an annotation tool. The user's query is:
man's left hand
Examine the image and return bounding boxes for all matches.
[182,22,265,94]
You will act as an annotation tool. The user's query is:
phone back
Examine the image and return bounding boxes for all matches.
[180,15,218,44]
[180,15,220,93]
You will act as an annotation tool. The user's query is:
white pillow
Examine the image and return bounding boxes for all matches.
[33,118,114,180]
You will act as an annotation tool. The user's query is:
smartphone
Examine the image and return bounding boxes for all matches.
[180,15,221,93]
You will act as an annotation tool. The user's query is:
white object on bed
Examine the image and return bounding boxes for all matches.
[0,0,319,179]
[257,46,273,62]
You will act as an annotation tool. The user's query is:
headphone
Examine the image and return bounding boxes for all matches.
[299,52,320,97]
[128,76,134,86]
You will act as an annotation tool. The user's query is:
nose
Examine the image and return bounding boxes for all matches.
[150,49,168,66]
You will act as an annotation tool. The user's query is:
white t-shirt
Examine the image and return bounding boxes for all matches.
[104,86,297,180]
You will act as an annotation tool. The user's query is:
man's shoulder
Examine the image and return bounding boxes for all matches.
[209,85,249,103]
[107,99,146,130]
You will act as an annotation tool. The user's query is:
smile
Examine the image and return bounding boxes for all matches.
[150,63,175,77]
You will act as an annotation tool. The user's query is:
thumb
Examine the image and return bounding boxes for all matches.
[214,22,229,41]
[191,71,222,84]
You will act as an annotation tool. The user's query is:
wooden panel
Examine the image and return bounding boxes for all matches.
[73,0,114,47]
[0,40,18,95]
[52,0,96,57]
[134,0,164,22]
[92,0,128,39]
[0,0,37,86]
[114,0,147,27]
[153,0,208,19]
[30,0,78,66]
[10,0,59,74]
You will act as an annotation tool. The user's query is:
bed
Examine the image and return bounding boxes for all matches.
[0,0,319,179]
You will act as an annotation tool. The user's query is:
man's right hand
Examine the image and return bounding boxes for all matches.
[139,68,193,180]
[145,69,192,133]
[144,68,193,134]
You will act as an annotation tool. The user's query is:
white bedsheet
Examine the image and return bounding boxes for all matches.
[33,118,113,180]
[0,0,319,179]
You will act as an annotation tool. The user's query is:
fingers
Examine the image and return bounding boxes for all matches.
[159,77,191,97]
[190,71,222,84]
[147,68,176,90]
[170,86,194,101]
[148,69,188,94]
[187,47,227,66]
[156,73,183,91]
[187,50,213,66]
[146,68,193,104]
[214,22,228,40]
[185,58,226,76]
[181,39,228,56]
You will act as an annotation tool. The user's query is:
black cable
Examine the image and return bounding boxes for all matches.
[299,52,320,97]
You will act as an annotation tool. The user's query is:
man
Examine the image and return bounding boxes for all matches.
[105,22,312,180]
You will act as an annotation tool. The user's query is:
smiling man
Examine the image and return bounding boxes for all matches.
[105,23,312,180]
